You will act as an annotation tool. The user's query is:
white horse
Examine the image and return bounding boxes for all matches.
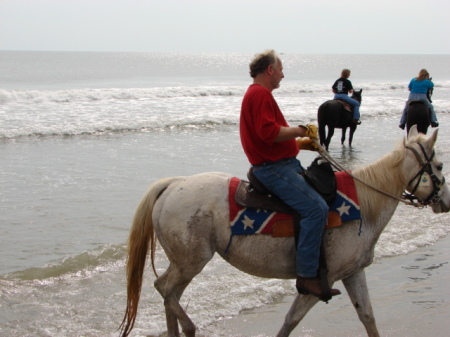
[120,126,449,337]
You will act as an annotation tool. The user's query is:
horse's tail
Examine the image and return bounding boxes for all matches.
[119,177,180,337]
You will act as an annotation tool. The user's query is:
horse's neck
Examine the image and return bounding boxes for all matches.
[354,150,406,235]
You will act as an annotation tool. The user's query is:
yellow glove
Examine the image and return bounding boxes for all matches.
[297,138,320,151]
[299,124,318,140]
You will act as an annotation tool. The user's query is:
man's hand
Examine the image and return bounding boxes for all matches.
[297,138,320,151]
[299,124,318,140]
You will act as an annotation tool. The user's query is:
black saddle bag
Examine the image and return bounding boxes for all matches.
[303,157,336,206]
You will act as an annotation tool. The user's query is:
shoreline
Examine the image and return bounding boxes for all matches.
[211,234,450,337]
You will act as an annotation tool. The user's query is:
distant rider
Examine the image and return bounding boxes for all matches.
[332,68,361,125]
[399,69,438,129]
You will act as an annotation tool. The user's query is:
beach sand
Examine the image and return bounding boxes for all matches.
[211,234,450,337]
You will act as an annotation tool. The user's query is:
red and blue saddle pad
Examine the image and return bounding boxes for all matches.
[229,171,361,237]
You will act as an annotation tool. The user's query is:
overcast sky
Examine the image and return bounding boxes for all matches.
[1,0,449,54]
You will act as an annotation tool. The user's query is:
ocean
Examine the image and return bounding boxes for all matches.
[1,51,450,336]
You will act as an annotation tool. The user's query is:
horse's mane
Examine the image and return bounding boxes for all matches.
[353,137,413,223]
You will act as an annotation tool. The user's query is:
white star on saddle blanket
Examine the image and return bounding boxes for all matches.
[336,201,351,216]
[242,215,255,230]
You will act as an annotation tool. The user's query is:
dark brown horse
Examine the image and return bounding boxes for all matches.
[406,100,431,135]
[318,89,362,151]
[405,85,435,135]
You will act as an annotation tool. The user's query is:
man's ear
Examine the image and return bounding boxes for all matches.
[267,65,273,75]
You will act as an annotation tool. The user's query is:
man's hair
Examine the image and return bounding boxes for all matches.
[249,49,279,78]
[341,69,351,78]
[417,69,430,81]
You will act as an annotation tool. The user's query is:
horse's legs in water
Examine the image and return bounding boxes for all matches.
[154,240,214,337]
[154,266,196,337]
[342,269,380,337]
[276,295,319,337]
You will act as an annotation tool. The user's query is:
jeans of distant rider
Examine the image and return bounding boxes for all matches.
[334,93,360,120]
[252,157,328,278]
[399,93,437,125]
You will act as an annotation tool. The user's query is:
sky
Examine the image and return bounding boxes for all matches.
[1,0,449,54]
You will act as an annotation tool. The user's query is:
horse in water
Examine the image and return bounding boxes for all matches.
[318,89,362,151]
[120,126,449,337]
[406,100,431,135]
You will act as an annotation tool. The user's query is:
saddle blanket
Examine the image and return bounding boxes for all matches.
[229,171,361,237]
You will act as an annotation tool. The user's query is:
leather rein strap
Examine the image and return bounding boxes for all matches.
[313,140,443,208]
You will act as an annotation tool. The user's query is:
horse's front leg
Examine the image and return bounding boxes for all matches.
[341,127,347,145]
[342,269,380,337]
[276,294,319,337]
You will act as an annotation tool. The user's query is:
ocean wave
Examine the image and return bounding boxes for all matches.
[2,244,126,281]
[0,120,237,139]
[0,86,246,104]
[3,80,447,104]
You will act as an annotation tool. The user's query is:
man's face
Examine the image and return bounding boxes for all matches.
[269,59,284,90]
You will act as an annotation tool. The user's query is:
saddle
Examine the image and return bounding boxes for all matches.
[408,99,428,108]
[234,169,295,215]
[237,157,336,211]
[335,99,353,113]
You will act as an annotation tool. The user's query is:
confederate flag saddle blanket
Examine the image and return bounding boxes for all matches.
[228,171,361,238]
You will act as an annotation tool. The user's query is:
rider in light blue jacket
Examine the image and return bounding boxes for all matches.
[399,69,438,129]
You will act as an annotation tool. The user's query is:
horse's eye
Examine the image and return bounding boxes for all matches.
[436,162,443,171]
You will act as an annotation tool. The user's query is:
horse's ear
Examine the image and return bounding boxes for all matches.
[427,128,439,147]
[360,89,363,93]
[408,125,419,139]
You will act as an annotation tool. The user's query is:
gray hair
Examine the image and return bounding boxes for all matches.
[249,49,279,78]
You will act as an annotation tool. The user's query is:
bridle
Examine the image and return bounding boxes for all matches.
[314,140,445,208]
[403,143,445,205]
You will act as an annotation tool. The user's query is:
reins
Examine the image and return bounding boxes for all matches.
[312,140,440,208]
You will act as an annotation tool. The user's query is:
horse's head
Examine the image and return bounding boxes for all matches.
[351,89,363,103]
[403,125,450,213]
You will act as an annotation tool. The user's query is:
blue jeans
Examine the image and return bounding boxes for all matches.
[334,93,360,119]
[252,157,328,277]
[399,93,437,124]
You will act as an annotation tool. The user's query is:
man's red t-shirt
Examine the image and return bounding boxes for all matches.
[240,84,299,166]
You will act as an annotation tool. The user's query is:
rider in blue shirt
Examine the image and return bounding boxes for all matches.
[332,69,361,125]
[399,69,438,129]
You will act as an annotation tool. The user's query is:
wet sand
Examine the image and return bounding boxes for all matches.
[213,234,450,337]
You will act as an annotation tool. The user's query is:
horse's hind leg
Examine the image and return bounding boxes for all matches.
[325,127,335,151]
[318,123,326,147]
[276,295,319,337]
[342,269,380,337]
[349,125,356,146]
[154,265,199,337]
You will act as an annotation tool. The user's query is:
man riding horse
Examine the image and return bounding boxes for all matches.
[239,49,341,299]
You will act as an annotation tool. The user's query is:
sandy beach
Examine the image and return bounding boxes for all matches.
[212,234,450,337]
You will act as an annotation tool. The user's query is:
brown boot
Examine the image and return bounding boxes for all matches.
[296,276,341,301]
